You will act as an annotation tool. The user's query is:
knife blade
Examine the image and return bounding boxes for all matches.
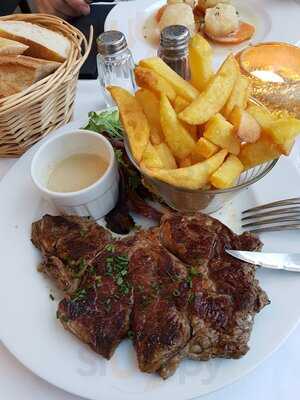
[226,250,300,272]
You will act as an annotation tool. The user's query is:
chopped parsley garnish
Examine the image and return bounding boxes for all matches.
[72,288,87,302]
[105,243,116,252]
[127,330,135,340]
[78,258,86,271]
[105,253,131,295]
[151,282,161,293]
[72,258,87,277]
[188,292,196,304]
[80,228,87,237]
[186,267,199,288]
[95,276,102,286]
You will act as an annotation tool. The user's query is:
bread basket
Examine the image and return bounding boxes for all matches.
[0,13,93,157]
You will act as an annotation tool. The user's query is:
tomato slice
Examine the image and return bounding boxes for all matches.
[206,22,255,44]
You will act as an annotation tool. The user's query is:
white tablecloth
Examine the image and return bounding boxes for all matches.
[1,80,300,400]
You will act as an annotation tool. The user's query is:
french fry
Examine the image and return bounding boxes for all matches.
[223,75,251,117]
[191,137,219,163]
[154,142,177,169]
[160,94,196,160]
[239,134,280,169]
[204,113,240,155]
[246,103,275,129]
[189,34,213,91]
[173,96,190,113]
[108,86,149,162]
[145,149,228,189]
[210,155,244,189]
[139,57,199,101]
[173,97,197,140]
[182,122,198,141]
[135,88,164,145]
[179,157,192,168]
[134,66,176,101]
[149,131,162,146]
[229,106,261,143]
[265,118,300,155]
[179,55,239,125]
[141,142,165,169]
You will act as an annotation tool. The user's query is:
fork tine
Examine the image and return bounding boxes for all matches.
[243,198,300,214]
[242,207,300,221]
[247,224,300,234]
[242,216,300,228]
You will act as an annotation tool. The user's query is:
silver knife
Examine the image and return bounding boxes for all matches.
[226,250,300,272]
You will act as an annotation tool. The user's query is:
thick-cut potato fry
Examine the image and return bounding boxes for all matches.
[189,34,213,91]
[265,118,300,155]
[145,149,228,189]
[191,137,219,163]
[239,134,280,169]
[150,131,162,146]
[229,107,261,143]
[139,57,199,101]
[108,86,149,162]
[223,75,250,117]
[173,96,190,113]
[160,94,196,160]
[179,55,239,125]
[154,142,177,169]
[141,142,165,169]
[173,96,197,140]
[182,122,198,141]
[204,113,240,155]
[210,155,244,189]
[179,157,192,168]
[135,88,164,145]
[246,104,274,129]
[135,66,176,101]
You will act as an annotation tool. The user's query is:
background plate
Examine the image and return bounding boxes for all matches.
[0,119,300,400]
[105,0,300,67]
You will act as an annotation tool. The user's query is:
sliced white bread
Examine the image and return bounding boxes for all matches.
[0,55,61,98]
[0,37,29,55]
[0,21,71,63]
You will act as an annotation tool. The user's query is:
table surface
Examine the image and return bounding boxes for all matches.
[1,80,300,400]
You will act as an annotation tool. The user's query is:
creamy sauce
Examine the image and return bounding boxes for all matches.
[47,154,108,193]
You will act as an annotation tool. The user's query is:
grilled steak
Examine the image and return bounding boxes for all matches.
[129,230,190,374]
[32,215,112,292]
[159,213,269,364]
[31,212,269,377]
[57,241,133,359]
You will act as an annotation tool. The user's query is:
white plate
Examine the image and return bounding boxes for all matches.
[105,0,300,66]
[1,117,300,400]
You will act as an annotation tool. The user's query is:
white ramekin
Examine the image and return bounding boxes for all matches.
[31,129,119,219]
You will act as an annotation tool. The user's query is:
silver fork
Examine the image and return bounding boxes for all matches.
[242,198,300,233]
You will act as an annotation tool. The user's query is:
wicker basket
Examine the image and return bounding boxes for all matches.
[0,13,93,157]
